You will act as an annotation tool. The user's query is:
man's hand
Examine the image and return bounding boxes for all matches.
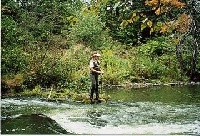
[97,70,103,74]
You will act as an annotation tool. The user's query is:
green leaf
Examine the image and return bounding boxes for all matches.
[120,20,129,28]
[141,23,147,31]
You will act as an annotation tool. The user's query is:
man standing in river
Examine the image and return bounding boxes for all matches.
[89,51,104,104]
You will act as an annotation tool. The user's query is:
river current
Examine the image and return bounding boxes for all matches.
[1,85,200,135]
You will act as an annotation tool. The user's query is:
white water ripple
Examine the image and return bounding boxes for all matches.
[2,98,200,135]
[46,103,200,135]
[47,111,200,135]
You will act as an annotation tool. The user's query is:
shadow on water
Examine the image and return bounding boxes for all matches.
[1,114,72,134]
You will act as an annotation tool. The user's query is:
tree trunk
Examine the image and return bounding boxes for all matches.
[182,0,200,81]
[190,21,199,81]
[175,44,185,72]
[189,0,199,81]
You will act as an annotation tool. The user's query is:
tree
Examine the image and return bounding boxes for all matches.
[120,0,199,81]
[180,0,200,81]
[1,0,84,89]
[89,0,147,45]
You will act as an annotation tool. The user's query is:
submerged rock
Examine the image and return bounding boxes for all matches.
[1,114,71,134]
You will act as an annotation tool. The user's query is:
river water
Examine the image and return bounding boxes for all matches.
[1,85,200,135]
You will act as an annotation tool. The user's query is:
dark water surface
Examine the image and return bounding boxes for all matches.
[1,85,200,135]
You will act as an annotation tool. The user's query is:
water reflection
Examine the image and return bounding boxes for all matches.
[106,85,200,104]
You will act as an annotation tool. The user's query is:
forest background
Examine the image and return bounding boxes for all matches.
[1,0,200,94]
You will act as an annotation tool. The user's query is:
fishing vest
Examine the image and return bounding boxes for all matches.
[92,61,100,75]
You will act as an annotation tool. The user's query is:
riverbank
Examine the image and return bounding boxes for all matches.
[105,81,200,89]
[1,86,111,104]
[2,81,200,104]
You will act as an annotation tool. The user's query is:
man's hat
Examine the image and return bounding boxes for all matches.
[93,53,101,57]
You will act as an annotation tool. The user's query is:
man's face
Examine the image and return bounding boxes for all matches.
[93,56,98,60]
[96,56,100,60]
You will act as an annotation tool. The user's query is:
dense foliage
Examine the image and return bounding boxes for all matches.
[1,0,200,93]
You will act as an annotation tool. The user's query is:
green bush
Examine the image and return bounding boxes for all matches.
[1,16,18,46]
[23,44,91,90]
[61,45,91,90]
[1,47,30,74]
[138,37,174,58]
[132,56,164,80]
[69,13,106,49]
[130,36,187,82]
[24,50,68,88]
[101,48,132,84]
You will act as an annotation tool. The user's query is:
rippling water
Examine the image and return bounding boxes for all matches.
[1,85,200,135]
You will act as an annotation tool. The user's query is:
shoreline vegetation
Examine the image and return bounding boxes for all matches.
[2,0,200,101]
[109,81,200,88]
[2,86,111,104]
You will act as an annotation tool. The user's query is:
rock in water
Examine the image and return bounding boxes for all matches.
[1,114,72,134]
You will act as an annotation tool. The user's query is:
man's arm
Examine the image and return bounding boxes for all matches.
[98,61,104,74]
[89,60,102,74]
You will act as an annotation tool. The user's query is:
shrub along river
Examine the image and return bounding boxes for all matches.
[1,85,200,135]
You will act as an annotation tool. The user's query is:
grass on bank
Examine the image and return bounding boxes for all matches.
[3,85,111,104]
